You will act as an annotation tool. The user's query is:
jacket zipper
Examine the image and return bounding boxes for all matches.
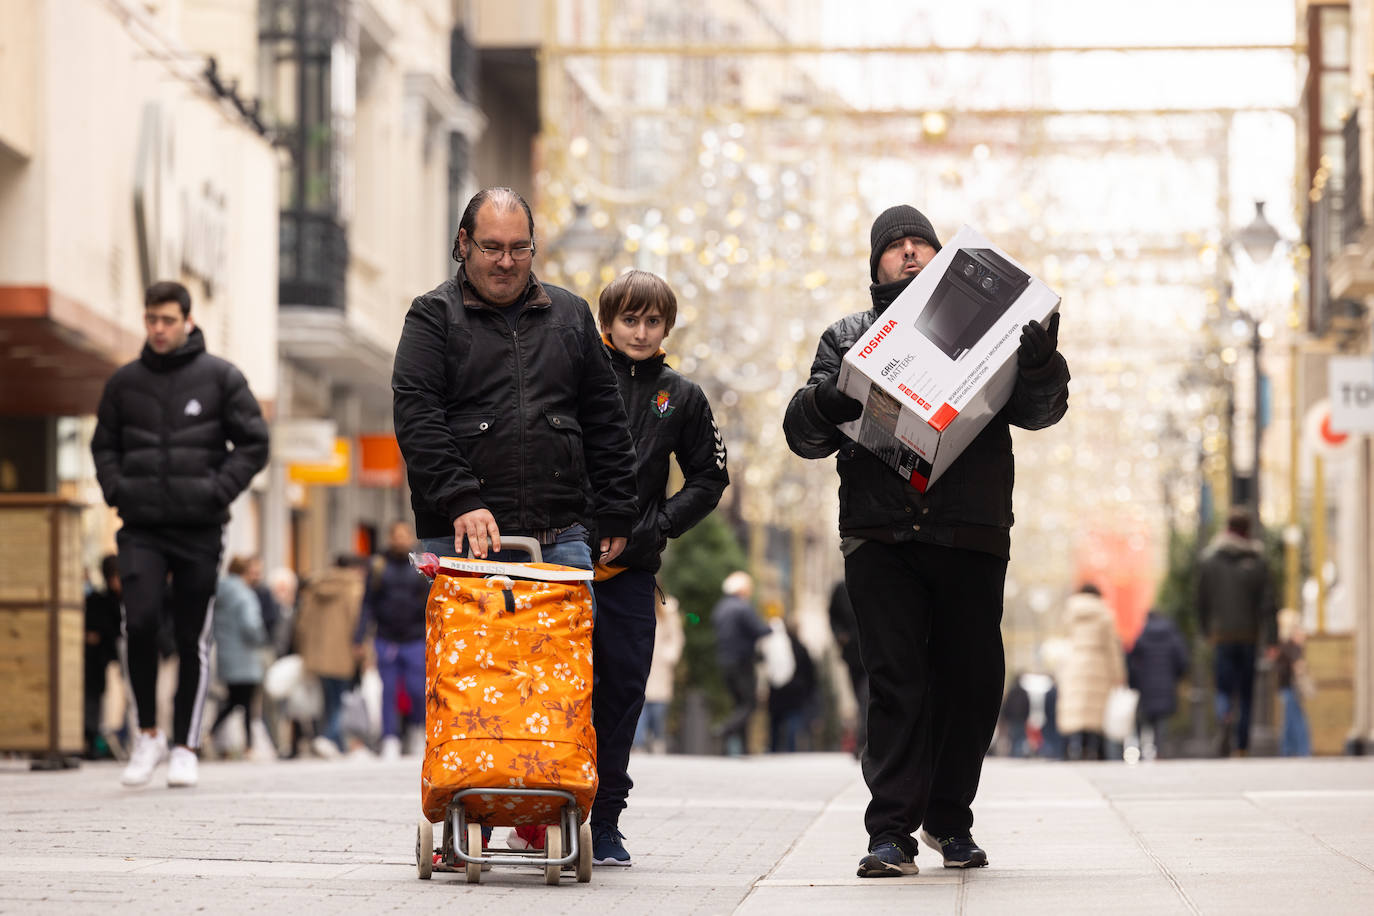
[511,318,527,529]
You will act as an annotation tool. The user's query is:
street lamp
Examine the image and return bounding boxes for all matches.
[1225,200,1283,526]
[545,201,620,302]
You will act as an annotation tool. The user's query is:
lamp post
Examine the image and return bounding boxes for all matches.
[1227,200,1282,526]
[545,201,620,303]
[1225,199,1286,757]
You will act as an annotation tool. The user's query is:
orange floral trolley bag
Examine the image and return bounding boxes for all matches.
[411,537,596,885]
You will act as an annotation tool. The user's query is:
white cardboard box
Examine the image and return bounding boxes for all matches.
[837,225,1060,492]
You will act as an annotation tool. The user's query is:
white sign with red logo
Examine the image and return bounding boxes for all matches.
[1328,356,1374,434]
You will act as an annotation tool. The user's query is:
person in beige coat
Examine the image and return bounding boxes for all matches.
[293,557,365,755]
[634,592,684,754]
[1054,584,1125,760]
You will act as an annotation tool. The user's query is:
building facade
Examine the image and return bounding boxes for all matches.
[0,0,279,563]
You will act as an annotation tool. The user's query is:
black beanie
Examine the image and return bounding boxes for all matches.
[869,205,941,281]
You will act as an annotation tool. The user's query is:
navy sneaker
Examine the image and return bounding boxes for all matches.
[919,829,988,868]
[857,842,919,877]
[591,822,632,866]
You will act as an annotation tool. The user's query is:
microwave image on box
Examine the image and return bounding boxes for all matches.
[914,248,1030,361]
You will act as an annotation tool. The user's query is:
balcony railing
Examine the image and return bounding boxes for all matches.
[279,211,347,308]
[1341,107,1363,246]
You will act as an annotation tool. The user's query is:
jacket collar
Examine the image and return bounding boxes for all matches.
[601,333,666,372]
[139,326,206,373]
[457,266,553,311]
[868,275,916,314]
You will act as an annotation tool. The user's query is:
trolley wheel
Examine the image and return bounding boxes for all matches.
[576,821,592,883]
[416,819,433,880]
[544,822,563,885]
[466,823,483,884]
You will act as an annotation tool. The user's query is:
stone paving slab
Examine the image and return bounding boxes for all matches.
[2,752,1373,914]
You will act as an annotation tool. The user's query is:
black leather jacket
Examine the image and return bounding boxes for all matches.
[392,270,638,541]
[604,343,729,573]
[783,281,1070,558]
[91,327,269,529]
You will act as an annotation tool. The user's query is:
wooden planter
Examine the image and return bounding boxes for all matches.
[0,495,85,758]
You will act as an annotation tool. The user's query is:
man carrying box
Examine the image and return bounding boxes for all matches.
[782,205,1070,877]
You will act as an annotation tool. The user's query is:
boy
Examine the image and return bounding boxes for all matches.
[516,269,729,864]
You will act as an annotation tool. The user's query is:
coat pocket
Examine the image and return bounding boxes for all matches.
[543,410,585,485]
[450,412,497,481]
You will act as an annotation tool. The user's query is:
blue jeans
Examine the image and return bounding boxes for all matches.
[1279,687,1311,757]
[375,637,427,739]
[635,701,668,749]
[1213,642,1256,752]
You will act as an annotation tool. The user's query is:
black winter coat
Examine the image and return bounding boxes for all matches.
[1197,531,1277,644]
[782,281,1070,558]
[604,344,728,572]
[392,271,638,541]
[91,328,269,529]
[1127,612,1189,719]
[354,552,429,644]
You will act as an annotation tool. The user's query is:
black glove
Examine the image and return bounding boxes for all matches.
[814,373,863,424]
[1018,312,1060,369]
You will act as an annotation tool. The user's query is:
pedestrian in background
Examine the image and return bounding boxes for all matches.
[783,204,1069,877]
[1198,507,1277,758]
[92,280,269,788]
[998,674,1031,758]
[828,580,868,759]
[767,620,817,753]
[1274,608,1313,757]
[353,521,429,760]
[296,556,366,757]
[710,571,770,757]
[1127,608,1189,759]
[635,591,683,755]
[1055,584,1125,761]
[208,556,272,760]
[84,555,123,759]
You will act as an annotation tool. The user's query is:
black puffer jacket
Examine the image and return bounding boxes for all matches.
[1127,611,1189,718]
[393,271,638,541]
[783,278,1070,558]
[604,343,729,573]
[1197,531,1277,644]
[91,328,269,529]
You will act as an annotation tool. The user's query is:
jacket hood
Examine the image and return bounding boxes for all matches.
[139,325,206,372]
[1066,591,1109,621]
[1204,529,1264,560]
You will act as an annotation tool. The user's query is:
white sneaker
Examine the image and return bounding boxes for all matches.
[120,731,168,786]
[166,747,199,787]
[380,735,402,761]
[311,735,342,759]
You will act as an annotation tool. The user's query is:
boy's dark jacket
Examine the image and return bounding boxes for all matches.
[392,271,638,541]
[91,326,269,529]
[782,278,1069,559]
[604,342,729,573]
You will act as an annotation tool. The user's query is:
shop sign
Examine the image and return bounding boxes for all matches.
[133,102,229,294]
[1328,356,1374,434]
[357,434,403,487]
[288,437,350,486]
[274,418,338,463]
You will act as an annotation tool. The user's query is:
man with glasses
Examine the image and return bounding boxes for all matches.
[393,183,636,578]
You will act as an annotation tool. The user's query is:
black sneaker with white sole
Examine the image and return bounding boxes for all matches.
[856,842,919,877]
[591,822,631,866]
[920,829,988,867]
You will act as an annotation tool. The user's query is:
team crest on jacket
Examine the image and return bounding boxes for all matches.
[652,390,675,418]
[184,398,202,417]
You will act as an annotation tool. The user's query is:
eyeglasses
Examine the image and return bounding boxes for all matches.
[470,241,536,262]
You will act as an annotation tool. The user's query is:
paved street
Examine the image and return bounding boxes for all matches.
[2,751,1372,914]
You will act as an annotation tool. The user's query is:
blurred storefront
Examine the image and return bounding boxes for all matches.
[0,0,278,566]
[1300,0,1374,753]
